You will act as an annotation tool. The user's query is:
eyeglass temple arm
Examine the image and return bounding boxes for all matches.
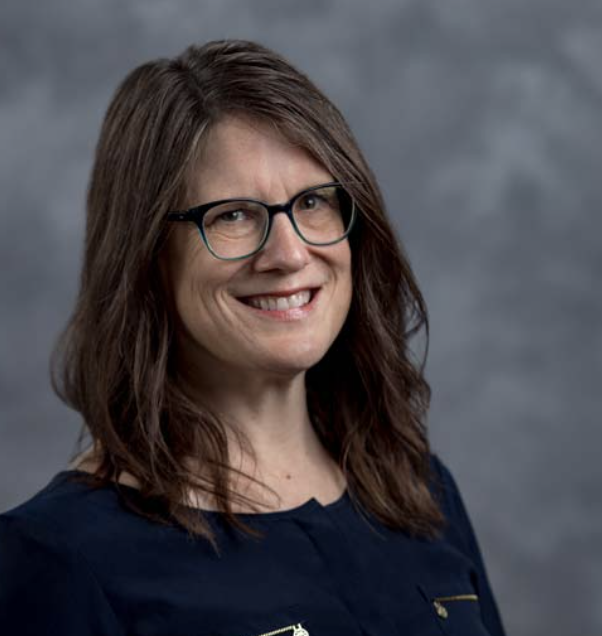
[166,212,191,221]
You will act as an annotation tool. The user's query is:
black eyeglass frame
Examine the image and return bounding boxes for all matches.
[165,181,358,261]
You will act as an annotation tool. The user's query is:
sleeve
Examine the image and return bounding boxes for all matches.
[432,454,508,636]
[0,513,126,636]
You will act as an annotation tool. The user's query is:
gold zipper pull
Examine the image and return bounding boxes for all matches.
[432,594,479,620]
[433,600,448,619]
[435,594,479,602]
[253,622,309,636]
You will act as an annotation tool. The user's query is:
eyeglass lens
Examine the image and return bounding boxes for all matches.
[200,185,354,259]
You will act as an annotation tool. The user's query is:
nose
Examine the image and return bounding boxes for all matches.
[254,210,310,267]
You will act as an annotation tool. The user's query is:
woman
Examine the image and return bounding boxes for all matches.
[0,39,507,636]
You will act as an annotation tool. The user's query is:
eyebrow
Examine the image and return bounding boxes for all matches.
[206,180,336,203]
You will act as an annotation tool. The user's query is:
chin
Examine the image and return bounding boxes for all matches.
[257,345,328,373]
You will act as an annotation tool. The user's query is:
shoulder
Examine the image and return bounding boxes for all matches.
[0,471,164,610]
[1,473,83,544]
[427,450,469,514]
[0,506,87,582]
[427,450,459,510]
[426,451,479,552]
[0,500,126,635]
[0,470,156,565]
[3,472,99,530]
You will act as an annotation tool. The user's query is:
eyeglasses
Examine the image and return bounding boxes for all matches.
[165,181,358,261]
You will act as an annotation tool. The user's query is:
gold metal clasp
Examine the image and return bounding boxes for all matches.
[252,622,309,636]
[432,594,479,619]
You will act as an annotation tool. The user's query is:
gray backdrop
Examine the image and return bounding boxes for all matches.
[1,1,600,635]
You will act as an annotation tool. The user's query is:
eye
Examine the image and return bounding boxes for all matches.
[298,193,326,210]
[215,209,249,223]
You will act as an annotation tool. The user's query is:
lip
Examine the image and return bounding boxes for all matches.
[235,287,321,321]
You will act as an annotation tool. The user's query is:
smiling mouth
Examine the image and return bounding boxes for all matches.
[235,288,319,306]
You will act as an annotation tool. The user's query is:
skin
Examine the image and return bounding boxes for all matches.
[74,114,353,511]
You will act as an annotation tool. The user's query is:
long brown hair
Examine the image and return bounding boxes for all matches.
[50,39,445,555]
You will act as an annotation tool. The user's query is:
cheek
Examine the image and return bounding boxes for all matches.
[341,248,354,314]
[173,261,242,336]
[326,244,353,323]
[336,243,353,294]
[340,270,353,319]
[161,243,214,325]
[176,269,217,320]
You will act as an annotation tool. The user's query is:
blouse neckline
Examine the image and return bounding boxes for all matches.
[54,469,350,521]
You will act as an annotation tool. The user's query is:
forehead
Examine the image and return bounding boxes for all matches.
[187,114,333,203]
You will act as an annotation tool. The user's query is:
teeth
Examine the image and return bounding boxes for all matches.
[248,290,312,311]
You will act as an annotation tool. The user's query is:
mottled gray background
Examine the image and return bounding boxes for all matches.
[1,1,600,634]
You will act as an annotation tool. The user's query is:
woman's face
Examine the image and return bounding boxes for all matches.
[160,114,353,386]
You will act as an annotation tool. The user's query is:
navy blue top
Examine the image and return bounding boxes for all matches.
[0,453,506,636]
